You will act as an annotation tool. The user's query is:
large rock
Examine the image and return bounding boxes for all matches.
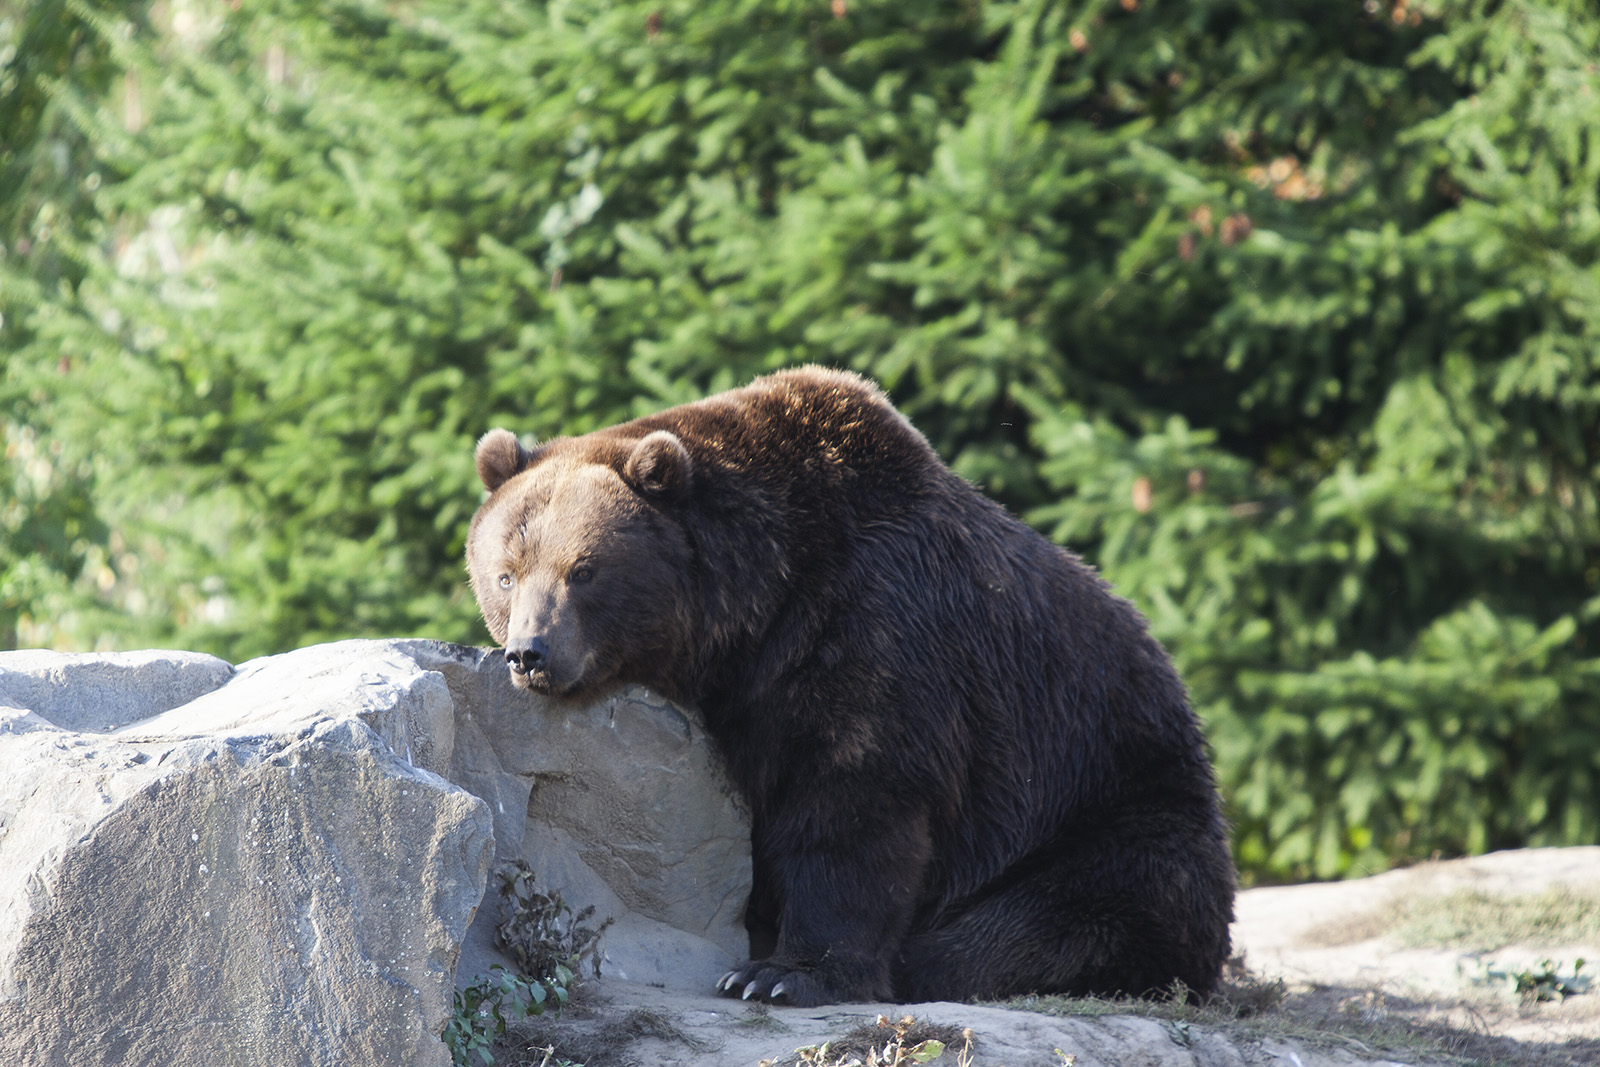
[407,642,751,989]
[0,639,752,1067]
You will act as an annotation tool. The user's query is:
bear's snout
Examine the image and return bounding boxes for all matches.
[503,635,551,679]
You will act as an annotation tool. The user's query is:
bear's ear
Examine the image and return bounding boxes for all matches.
[475,429,533,492]
[624,430,693,498]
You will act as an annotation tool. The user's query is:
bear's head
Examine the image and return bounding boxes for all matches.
[466,427,695,698]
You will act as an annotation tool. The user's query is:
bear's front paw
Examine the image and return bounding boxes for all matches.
[716,961,839,1007]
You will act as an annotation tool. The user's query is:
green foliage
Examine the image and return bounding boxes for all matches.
[4,0,1599,881]
[444,964,571,1067]
[493,860,613,984]
[0,0,125,648]
[1015,0,1600,879]
[1469,957,1591,1004]
[443,861,608,1067]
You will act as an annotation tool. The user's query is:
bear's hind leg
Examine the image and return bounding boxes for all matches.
[893,818,1233,1003]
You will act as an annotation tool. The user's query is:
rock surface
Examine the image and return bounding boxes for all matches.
[503,979,1408,1067]
[395,640,751,989]
[495,848,1600,1066]
[1235,846,1600,1046]
[0,639,751,1067]
[7,638,1595,1067]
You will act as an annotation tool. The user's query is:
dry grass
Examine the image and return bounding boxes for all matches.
[759,1015,974,1067]
[1000,957,1600,1067]
[495,1001,721,1067]
[1304,888,1600,953]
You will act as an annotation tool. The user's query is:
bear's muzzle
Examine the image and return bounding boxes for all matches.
[503,635,554,693]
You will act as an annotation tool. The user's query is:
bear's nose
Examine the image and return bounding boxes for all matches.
[504,636,550,675]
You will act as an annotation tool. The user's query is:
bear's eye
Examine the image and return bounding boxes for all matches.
[569,563,596,584]
[497,574,514,590]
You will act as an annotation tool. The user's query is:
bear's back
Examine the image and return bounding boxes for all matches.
[612,370,1210,895]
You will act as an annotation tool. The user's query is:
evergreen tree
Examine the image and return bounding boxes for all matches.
[0,0,126,648]
[3,0,1596,880]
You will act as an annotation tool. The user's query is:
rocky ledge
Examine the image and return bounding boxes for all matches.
[0,640,748,1067]
[4,641,1594,1067]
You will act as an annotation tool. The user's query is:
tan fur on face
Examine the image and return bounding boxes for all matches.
[467,452,692,697]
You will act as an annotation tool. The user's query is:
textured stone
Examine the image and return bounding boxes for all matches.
[396,641,752,990]
[0,643,493,1067]
[0,647,235,732]
[0,639,752,1066]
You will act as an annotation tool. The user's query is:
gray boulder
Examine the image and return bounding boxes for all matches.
[0,639,752,1067]
[405,642,752,991]
[0,647,236,732]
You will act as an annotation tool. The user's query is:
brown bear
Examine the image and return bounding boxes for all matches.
[466,367,1235,1007]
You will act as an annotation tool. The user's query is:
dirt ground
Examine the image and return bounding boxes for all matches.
[1231,846,1599,1050]
[491,847,1600,1067]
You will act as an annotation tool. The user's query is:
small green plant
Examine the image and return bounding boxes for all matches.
[494,861,613,982]
[1470,957,1591,1004]
[443,863,614,1067]
[443,965,571,1067]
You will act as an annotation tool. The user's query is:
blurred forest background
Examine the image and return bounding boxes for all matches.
[3,0,1598,884]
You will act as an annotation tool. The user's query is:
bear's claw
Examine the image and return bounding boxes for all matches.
[716,961,829,1005]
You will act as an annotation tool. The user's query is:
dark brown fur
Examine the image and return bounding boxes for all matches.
[467,367,1235,1007]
